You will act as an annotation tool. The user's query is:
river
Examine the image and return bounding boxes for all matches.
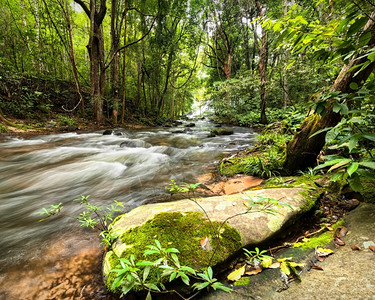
[0,119,255,299]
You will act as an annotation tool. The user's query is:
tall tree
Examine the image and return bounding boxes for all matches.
[256,0,268,124]
[74,0,107,124]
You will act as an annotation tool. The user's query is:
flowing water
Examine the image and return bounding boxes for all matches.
[0,119,255,299]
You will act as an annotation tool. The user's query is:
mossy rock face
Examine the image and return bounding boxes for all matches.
[103,188,313,291]
[103,211,242,290]
[361,179,375,203]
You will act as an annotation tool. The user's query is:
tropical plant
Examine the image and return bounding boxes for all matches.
[38,195,124,248]
[110,239,231,298]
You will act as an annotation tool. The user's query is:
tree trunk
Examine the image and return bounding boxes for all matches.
[65,0,85,115]
[121,0,128,124]
[283,10,375,173]
[110,0,120,124]
[74,0,106,124]
[256,0,268,124]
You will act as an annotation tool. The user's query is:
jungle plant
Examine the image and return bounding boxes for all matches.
[38,195,123,248]
[110,239,231,298]
[243,247,273,268]
[312,91,375,191]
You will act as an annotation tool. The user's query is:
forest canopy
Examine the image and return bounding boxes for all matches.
[0,0,374,130]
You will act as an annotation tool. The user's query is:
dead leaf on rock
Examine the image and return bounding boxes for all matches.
[335,226,348,238]
[268,262,281,269]
[311,265,324,271]
[351,245,361,251]
[245,268,262,276]
[200,236,212,251]
[334,237,345,246]
[227,265,245,281]
[369,245,375,253]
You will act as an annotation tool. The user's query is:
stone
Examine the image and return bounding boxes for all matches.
[103,187,311,290]
[208,128,234,137]
[102,129,112,135]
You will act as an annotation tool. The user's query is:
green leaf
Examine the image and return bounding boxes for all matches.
[179,266,196,275]
[331,172,344,182]
[314,158,350,171]
[347,162,359,177]
[143,266,151,282]
[207,266,213,280]
[333,103,341,113]
[169,271,177,282]
[359,161,375,170]
[348,134,360,152]
[211,282,232,292]
[348,174,363,192]
[145,291,152,300]
[179,272,190,285]
[359,31,372,47]
[362,134,375,141]
[144,283,160,292]
[347,17,368,37]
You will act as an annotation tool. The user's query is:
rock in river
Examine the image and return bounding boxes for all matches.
[103,187,314,291]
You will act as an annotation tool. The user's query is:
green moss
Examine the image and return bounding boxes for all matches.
[361,179,375,203]
[105,211,242,290]
[292,220,345,249]
[234,276,251,286]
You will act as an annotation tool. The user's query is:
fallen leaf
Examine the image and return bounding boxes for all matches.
[268,262,281,269]
[336,226,348,238]
[261,256,273,268]
[334,237,345,246]
[200,236,212,251]
[351,245,361,251]
[251,186,263,190]
[315,247,334,257]
[311,265,324,271]
[227,265,245,281]
[370,245,375,253]
[245,268,262,276]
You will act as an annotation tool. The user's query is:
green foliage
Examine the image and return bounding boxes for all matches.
[110,240,231,297]
[38,195,124,248]
[313,89,375,191]
[243,247,273,268]
[0,123,9,132]
[220,130,292,178]
[55,115,77,127]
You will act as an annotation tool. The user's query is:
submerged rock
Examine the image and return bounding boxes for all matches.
[208,128,234,137]
[103,187,312,291]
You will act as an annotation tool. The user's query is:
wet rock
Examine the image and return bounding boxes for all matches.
[208,128,234,137]
[103,129,112,135]
[185,122,196,127]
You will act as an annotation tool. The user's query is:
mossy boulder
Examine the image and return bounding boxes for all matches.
[103,188,312,290]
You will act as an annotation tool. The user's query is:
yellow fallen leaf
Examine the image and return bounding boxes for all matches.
[261,256,273,268]
[315,247,334,257]
[227,265,245,281]
[251,186,263,190]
